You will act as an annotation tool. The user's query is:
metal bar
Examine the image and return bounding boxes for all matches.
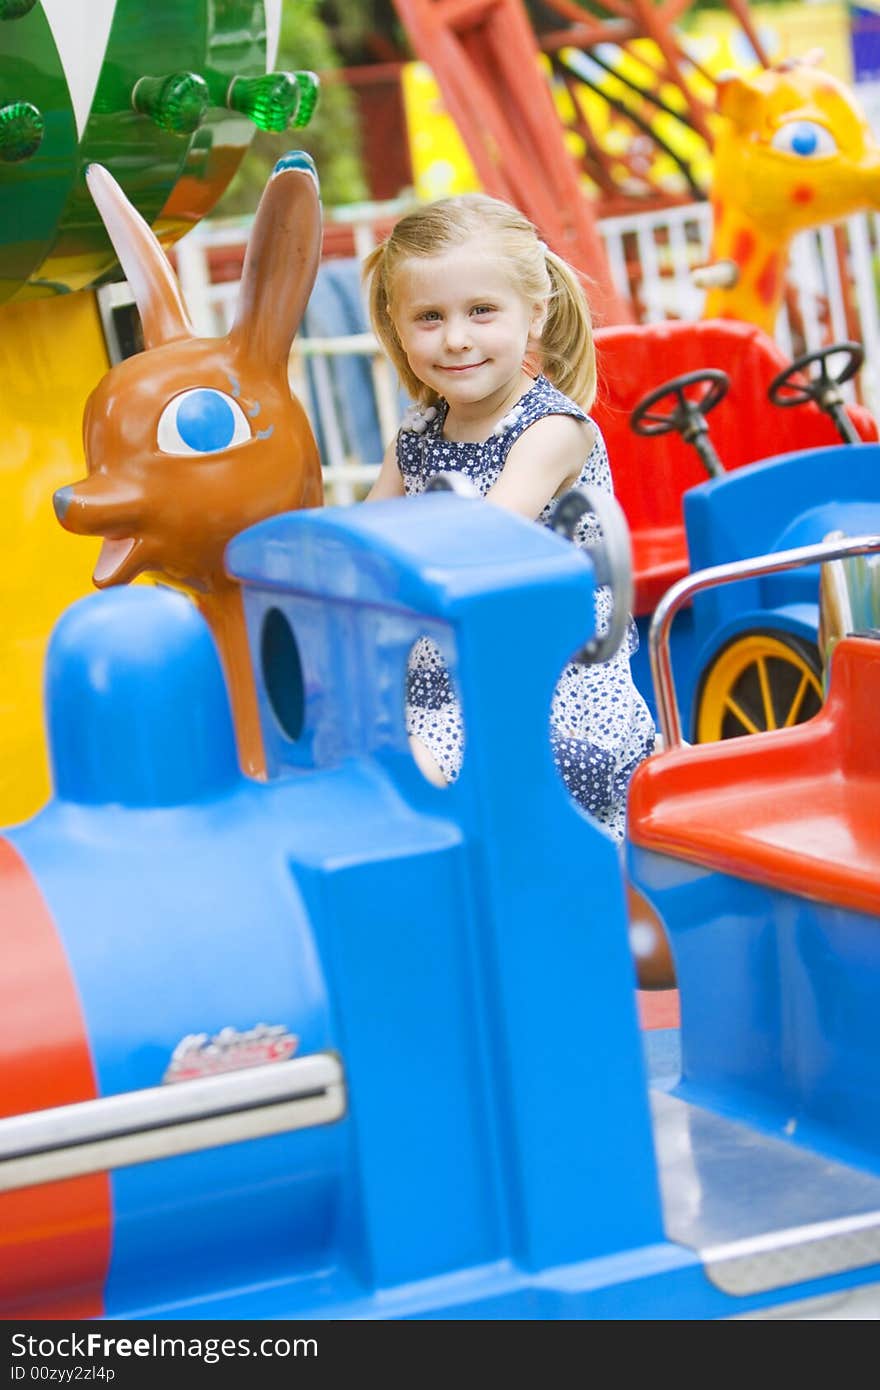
[296,332,379,356]
[173,234,217,337]
[848,215,880,417]
[819,223,852,366]
[666,216,702,321]
[323,463,382,499]
[372,353,404,447]
[774,300,794,360]
[600,224,631,303]
[650,533,880,747]
[635,222,664,323]
[0,1053,344,1193]
[788,232,824,354]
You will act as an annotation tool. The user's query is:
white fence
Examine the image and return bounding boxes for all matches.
[173,200,880,503]
[599,200,880,408]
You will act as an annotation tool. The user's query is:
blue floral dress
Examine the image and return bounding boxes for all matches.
[399,373,656,842]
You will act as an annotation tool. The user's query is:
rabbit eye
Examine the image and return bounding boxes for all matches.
[157,388,252,456]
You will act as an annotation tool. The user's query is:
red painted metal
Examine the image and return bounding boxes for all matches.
[388,2,774,323]
[0,839,110,1319]
[529,0,769,200]
[591,318,878,613]
[629,636,880,917]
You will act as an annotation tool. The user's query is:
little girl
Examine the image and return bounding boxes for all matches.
[362,193,655,842]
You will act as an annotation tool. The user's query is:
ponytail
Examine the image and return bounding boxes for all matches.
[539,250,596,410]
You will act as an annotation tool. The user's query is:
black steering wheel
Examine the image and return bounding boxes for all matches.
[629,369,729,477]
[768,341,864,445]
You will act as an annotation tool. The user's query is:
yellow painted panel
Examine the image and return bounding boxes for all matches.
[0,293,106,826]
[401,61,479,200]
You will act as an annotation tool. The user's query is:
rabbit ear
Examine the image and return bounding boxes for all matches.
[230,152,322,367]
[86,164,193,348]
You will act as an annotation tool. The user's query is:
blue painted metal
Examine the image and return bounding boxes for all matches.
[628,840,880,1170]
[228,495,666,1283]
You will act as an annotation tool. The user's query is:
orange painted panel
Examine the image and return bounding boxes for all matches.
[0,839,110,1319]
[629,637,880,918]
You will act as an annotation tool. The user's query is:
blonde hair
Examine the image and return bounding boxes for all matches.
[362,193,596,410]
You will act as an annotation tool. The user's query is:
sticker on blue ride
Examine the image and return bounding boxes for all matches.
[163,1023,300,1083]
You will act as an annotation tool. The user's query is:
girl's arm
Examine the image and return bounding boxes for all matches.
[486,415,596,520]
[365,438,406,501]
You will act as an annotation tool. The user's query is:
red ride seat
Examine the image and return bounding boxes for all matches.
[628,637,880,916]
[592,320,878,614]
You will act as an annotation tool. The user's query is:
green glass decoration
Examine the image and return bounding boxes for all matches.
[3,0,276,296]
[131,71,210,134]
[291,71,319,129]
[0,100,43,161]
[0,0,38,19]
[226,72,300,132]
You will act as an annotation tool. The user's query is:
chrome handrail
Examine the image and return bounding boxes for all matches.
[0,1051,344,1193]
[650,534,880,748]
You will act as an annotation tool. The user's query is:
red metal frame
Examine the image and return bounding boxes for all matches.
[392,0,635,324]
[390,0,772,324]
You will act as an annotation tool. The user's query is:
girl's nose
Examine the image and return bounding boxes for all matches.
[443,317,471,351]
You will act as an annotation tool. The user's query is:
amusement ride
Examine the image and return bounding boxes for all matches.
[4,0,880,1322]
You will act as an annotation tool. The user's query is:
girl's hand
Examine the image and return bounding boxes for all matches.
[486,415,596,520]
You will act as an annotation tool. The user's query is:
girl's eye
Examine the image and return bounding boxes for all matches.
[419,310,441,322]
[472,305,495,315]
[770,121,837,158]
[157,388,252,456]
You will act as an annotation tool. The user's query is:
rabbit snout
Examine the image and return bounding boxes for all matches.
[53,472,142,535]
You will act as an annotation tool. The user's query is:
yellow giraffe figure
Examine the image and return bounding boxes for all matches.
[696,56,880,333]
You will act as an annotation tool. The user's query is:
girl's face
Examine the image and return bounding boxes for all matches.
[390,238,546,412]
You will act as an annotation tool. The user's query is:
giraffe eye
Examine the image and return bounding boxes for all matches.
[157,388,252,456]
[770,121,837,158]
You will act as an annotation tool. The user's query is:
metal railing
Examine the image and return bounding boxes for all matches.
[0,1052,345,1192]
[649,534,880,748]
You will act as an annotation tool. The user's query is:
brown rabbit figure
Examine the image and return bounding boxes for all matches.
[53,152,324,778]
